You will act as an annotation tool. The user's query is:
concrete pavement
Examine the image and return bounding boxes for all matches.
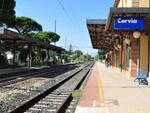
[75,62,150,113]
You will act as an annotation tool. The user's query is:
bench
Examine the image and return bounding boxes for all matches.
[134,70,148,85]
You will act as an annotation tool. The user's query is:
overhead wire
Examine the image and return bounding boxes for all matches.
[16,1,92,52]
[56,0,76,28]
[56,0,85,39]
[56,0,88,49]
[61,0,83,34]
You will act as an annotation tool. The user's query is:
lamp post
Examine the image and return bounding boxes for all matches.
[133,31,141,39]
[133,31,141,74]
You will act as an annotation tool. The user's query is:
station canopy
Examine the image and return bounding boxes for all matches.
[87,8,150,52]
[0,29,65,52]
[105,8,150,32]
[87,19,120,52]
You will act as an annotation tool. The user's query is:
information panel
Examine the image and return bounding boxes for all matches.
[114,17,144,29]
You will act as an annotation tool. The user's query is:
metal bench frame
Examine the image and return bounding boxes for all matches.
[134,70,148,85]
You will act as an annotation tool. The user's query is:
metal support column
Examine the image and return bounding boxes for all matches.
[121,36,123,72]
[28,44,32,68]
[39,47,41,64]
[13,40,17,68]
[47,49,50,62]
[148,33,150,77]
[137,38,140,74]
[60,52,63,64]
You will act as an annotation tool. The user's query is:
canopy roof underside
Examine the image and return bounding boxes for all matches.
[106,8,150,32]
[0,29,65,52]
[87,19,120,52]
[87,8,150,52]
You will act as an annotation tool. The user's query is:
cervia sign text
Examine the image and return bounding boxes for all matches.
[114,17,144,29]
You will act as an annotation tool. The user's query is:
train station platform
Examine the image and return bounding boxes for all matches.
[75,62,150,113]
[0,65,49,76]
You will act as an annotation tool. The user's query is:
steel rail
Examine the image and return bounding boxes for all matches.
[8,62,93,113]
[0,65,67,83]
[0,62,81,82]
[0,64,78,87]
[57,63,94,113]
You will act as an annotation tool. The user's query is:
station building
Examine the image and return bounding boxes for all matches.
[87,0,150,77]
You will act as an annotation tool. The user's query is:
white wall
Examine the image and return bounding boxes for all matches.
[118,0,132,7]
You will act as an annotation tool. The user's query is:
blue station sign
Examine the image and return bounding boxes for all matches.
[114,17,144,29]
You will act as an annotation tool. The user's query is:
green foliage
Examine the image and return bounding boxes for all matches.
[70,50,83,62]
[28,32,60,43]
[74,50,83,57]
[65,50,71,55]
[96,49,106,61]
[13,16,42,35]
[18,47,28,63]
[30,85,38,90]
[8,93,17,98]
[98,49,105,55]
[50,51,57,57]
[47,32,60,43]
[66,49,94,63]
[64,47,94,63]
[0,55,7,64]
[18,46,39,63]
[1,42,11,51]
[0,0,16,27]
[72,90,83,98]
[118,64,123,69]
[84,54,94,61]
[19,62,26,67]
[98,49,104,53]
[41,51,47,61]
[99,55,105,61]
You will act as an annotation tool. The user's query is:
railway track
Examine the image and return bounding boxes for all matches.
[0,64,80,87]
[7,62,94,113]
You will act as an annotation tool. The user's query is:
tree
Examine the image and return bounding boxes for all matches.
[97,49,105,61]
[11,17,43,64]
[0,0,16,27]
[98,49,104,55]
[84,54,94,61]
[47,32,60,43]
[18,47,28,63]
[12,16,42,35]
[74,50,83,58]
[28,32,60,43]
[41,51,47,61]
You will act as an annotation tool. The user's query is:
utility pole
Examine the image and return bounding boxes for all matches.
[54,19,56,33]
[54,19,56,45]
[65,37,67,49]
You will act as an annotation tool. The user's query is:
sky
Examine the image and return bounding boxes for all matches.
[15,0,114,57]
